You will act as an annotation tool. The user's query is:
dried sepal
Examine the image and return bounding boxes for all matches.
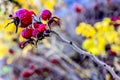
[48,16,61,29]
[5,15,21,33]
[21,38,35,48]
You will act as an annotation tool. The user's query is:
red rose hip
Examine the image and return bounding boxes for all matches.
[21,28,33,39]
[32,29,39,38]
[21,70,33,78]
[14,8,33,27]
[41,9,52,20]
[37,24,46,32]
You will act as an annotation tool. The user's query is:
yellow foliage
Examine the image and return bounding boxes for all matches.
[78,18,120,55]
[0,43,9,59]
[104,31,117,43]
[75,22,96,38]
[40,0,56,11]
[0,20,16,32]
[111,44,120,54]
[103,17,111,23]
[82,38,96,50]
[88,47,99,56]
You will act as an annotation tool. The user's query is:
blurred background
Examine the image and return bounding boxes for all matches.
[0,0,120,80]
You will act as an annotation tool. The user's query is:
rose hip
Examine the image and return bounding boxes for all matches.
[37,24,46,32]
[21,28,33,39]
[41,9,52,20]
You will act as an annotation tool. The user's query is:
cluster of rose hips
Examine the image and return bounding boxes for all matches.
[6,8,60,48]
[20,58,59,78]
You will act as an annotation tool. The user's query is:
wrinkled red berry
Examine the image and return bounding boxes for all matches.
[41,9,52,20]
[42,67,50,73]
[37,24,46,32]
[50,59,59,64]
[113,24,119,28]
[32,29,39,38]
[109,50,117,56]
[21,28,33,39]
[74,3,82,13]
[14,8,33,27]
[34,69,41,75]
[9,49,14,54]
[20,23,28,28]
[21,70,33,78]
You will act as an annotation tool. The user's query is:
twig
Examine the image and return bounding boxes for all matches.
[25,55,67,76]
[49,43,89,77]
[51,30,120,80]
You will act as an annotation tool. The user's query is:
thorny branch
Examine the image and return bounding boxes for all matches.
[51,30,120,80]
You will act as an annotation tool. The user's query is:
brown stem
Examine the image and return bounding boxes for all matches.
[51,30,120,80]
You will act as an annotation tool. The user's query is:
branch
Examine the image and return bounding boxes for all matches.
[51,30,120,80]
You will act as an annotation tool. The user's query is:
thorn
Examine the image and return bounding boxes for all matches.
[103,64,106,67]
[70,41,72,45]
